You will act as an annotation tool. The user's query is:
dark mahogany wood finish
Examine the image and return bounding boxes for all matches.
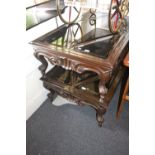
[30,23,129,126]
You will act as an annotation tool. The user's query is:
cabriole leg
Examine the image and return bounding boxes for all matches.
[47,89,57,102]
[96,107,106,127]
[97,78,108,126]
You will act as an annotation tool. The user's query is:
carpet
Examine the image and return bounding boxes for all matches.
[26,86,129,155]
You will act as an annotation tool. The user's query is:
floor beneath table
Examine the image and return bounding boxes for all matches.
[26,85,129,155]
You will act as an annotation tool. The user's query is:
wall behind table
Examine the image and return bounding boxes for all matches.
[26,17,63,120]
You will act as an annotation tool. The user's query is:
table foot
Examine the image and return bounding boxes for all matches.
[47,89,57,102]
[96,108,106,127]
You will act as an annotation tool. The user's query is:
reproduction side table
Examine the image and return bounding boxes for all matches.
[30,19,129,126]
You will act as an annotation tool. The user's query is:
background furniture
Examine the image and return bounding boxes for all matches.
[116,52,129,118]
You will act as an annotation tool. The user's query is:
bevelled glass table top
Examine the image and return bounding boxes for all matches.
[32,17,122,59]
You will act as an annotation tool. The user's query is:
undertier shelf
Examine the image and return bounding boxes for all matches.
[42,66,124,108]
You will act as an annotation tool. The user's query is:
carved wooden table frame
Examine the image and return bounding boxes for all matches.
[31,29,128,126]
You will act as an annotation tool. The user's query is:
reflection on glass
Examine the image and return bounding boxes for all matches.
[50,23,83,48]
[33,13,120,59]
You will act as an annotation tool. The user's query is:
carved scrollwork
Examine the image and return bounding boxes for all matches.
[34,51,48,79]
[48,56,62,66]
[98,72,111,109]
[48,56,76,71]
[58,90,83,105]
[99,80,108,105]
[47,56,90,75]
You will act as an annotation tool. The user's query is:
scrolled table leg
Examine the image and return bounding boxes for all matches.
[96,78,108,126]
[96,106,106,127]
[47,89,57,102]
[34,52,48,79]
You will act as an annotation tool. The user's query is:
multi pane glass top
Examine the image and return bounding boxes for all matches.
[33,17,121,59]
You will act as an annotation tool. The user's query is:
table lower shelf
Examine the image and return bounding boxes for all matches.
[41,65,125,126]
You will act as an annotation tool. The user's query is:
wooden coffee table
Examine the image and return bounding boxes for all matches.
[30,20,129,126]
